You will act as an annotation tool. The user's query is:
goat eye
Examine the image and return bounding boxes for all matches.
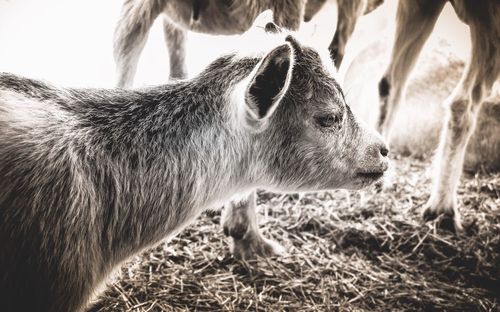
[315,114,340,128]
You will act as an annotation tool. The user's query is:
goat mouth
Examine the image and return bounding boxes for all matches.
[356,171,385,180]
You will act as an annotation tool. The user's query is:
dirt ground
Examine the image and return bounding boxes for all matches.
[89,155,499,312]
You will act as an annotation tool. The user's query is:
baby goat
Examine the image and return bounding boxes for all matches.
[0,19,388,311]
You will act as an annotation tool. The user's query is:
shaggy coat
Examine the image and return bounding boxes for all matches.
[0,25,388,311]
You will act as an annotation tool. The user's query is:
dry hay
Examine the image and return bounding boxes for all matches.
[89,156,500,312]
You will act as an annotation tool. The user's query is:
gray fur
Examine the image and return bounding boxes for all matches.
[113,0,311,260]
[112,0,385,260]
[0,33,388,311]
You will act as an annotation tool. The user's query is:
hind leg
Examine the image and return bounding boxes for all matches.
[423,94,481,232]
[163,17,188,79]
[113,0,165,88]
[222,192,284,260]
[377,0,445,139]
[329,0,367,69]
[423,17,500,231]
[304,0,327,22]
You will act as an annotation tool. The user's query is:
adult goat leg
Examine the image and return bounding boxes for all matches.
[114,0,166,88]
[377,0,445,139]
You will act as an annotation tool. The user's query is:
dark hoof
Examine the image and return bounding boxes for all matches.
[435,215,457,233]
[422,207,462,233]
[223,223,248,240]
[422,208,439,222]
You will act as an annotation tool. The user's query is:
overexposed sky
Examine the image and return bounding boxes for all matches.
[0,0,469,88]
[1,0,333,87]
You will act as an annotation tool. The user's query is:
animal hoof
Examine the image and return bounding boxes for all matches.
[223,222,248,241]
[422,207,439,222]
[231,232,285,260]
[422,205,463,233]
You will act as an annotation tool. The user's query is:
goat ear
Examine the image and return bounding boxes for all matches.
[245,43,294,122]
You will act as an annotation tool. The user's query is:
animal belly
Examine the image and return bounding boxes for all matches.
[164,0,255,35]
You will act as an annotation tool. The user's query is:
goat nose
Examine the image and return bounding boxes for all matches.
[380,145,389,157]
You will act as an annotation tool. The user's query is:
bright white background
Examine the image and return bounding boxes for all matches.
[0,0,336,87]
[0,0,469,89]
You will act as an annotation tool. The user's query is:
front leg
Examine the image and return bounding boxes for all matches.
[329,0,367,69]
[113,0,165,88]
[163,17,188,80]
[423,14,500,232]
[222,192,284,260]
[377,0,445,139]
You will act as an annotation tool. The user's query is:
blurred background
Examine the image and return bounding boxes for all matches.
[0,0,468,87]
[0,0,498,169]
